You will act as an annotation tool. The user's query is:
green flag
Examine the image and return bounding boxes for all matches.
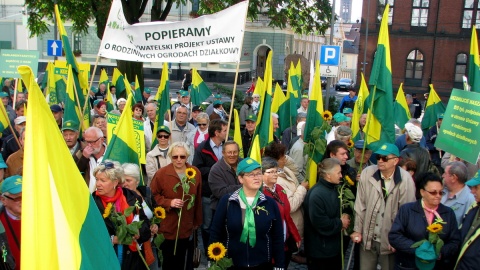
[254,51,274,148]
[151,63,171,149]
[63,65,82,126]
[112,68,126,96]
[190,68,212,105]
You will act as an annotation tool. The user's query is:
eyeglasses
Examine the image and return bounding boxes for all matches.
[172,155,187,160]
[3,194,22,202]
[244,172,262,178]
[264,169,281,174]
[424,190,445,196]
[376,155,397,162]
[198,123,208,127]
[224,151,238,156]
[157,135,170,139]
[101,162,115,169]
[85,137,102,145]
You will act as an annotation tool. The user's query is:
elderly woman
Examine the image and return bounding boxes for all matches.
[262,157,301,268]
[122,163,159,270]
[304,158,350,269]
[389,173,461,270]
[132,103,145,121]
[191,112,209,148]
[92,115,107,138]
[146,125,172,184]
[210,157,285,269]
[111,98,127,115]
[92,160,151,270]
[149,142,202,270]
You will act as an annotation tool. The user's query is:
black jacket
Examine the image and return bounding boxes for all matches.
[457,205,480,270]
[192,139,218,197]
[400,143,432,179]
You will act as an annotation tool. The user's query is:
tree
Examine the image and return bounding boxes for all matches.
[25,0,332,90]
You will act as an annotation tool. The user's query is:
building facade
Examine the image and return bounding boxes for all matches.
[358,0,477,98]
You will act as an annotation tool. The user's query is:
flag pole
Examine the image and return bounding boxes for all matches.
[72,74,85,128]
[84,55,100,114]
[358,85,377,172]
[13,79,18,107]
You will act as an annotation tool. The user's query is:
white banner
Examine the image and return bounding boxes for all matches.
[98,0,248,63]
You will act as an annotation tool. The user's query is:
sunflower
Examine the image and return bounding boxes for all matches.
[103,203,113,219]
[208,242,227,261]
[345,175,355,186]
[154,206,166,219]
[427,223,443,234]
[347,139,354,148]
[186,168,196,179]
[322,110,333,121]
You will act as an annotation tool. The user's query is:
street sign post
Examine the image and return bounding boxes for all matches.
[320,45,341,78]
[47,40,63,57]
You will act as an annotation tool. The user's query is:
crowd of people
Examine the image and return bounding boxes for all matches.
[0,77,480,270]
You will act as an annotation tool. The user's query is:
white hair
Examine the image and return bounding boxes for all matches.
[122,163,141,183]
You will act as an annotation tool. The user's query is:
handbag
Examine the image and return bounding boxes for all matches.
[192,230,202,268]
[143,240,156,266]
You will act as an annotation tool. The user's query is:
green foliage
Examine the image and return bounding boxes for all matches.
[153,233,165,249]
[105,203,144,245]
[328,96,339,113]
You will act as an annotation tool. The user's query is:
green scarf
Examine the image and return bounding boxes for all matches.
[238,188,260,247]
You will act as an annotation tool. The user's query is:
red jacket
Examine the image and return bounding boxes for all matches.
[263,184,301,245]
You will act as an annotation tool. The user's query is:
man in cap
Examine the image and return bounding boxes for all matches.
[347,140,373,180]
[189,105,203,127]
[0,175,22,270]
[76,127,107,193]
[1,116,26,161]
[339,87,357,113]
[441,161,475,227]
[326,113,351,144]
[145,125,172,183]
[142,87,151,104]
[88,86,98,108]
[399,122,433,180]
[351,143,416,270]
[206,94,222,116]
[343,107,353,118]
[395,118,427,151]
[426,113,445,172]
[171,90,191,119]
[456,170,480,269]
[241,114,256,158]
[50,104,63,129]
[5,128,25,177]
[62,120,83,162]
[209,100,228,121]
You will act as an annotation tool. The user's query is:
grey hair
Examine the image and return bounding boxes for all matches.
[297,113,307,121]
[167,141,191,157]
[85,126,104,138]
[335,126,352,141]
[116,98,127,106]
[447,161,468,184]
[145,102,157,110]
[122,163,141,183]
[93,160,125,184]
[271,113,279,119]
[196,112,210,123]
[176,105,188,113]
[405,94,413,101]
[318,158,341,179]
[261,157,278,173]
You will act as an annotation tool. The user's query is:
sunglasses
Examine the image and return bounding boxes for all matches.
[3,194,22,202]
[423,190,445,196]
[157,135,170,139]
[172,155,187,160]
[198,123,208,127]
[101,162,115,169]
[376,155,397,162]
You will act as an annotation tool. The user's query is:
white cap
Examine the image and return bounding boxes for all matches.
[405,123,422,143]
[14,116,26,125]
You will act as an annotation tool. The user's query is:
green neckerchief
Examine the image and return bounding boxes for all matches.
[238,188,261,247]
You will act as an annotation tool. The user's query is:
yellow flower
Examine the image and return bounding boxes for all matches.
[154,206,166,219]
[322,110,333,121]
[186,168,196,179]
[345,175,355,186]
[347,139,354,148]
[427,223,443,233]
[208,242,227,261]
[103,203,113,219]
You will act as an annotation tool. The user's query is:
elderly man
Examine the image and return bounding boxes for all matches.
[0,175,22,270]
[399,122,433,180]
[62,120,83,161]
[143,102,158,151]
[441,161,476,227]
[456,170,480,269]
[351,143,416,270]
[76,127,107,193]
[5,128,24,178]
[251,93,260,115]
[326,113,351,144]
[170,105,196,144]
[395,118,427,150]
[95,83,107,101]
[209,100,228,121]
[241,114,256,158]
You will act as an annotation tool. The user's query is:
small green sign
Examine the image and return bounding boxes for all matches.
[435,89,480,164]
[0,49,39,78]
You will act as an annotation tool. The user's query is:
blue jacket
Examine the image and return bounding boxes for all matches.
[456,206,480,270]
[389,200,461,270]
[209,189,285,269]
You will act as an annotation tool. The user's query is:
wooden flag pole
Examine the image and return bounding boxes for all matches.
[84,55,100,115]
[358,85,377,173]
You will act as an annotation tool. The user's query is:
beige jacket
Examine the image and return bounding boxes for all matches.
[277,166,307,238]
[354,165,416,254]
[145,146,171,185]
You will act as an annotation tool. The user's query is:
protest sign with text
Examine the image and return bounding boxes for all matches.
[98,0,247,63]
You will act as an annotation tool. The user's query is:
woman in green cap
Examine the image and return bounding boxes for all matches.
[209,157,285,269]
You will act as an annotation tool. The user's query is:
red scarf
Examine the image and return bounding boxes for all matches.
[97,187,137,251]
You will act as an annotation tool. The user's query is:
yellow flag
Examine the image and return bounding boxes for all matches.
[249,135,262,164]
[234,109,244,158]
[351,73,370,141]
[271,83,286,113]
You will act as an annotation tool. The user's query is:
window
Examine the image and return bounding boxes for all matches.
[411,0,429,27]
[462,0,480,29]
[405,50,424,79]
[455,53,468,82]
[192,0,199,12]
[73,33,81,52]
[377,0,395,25]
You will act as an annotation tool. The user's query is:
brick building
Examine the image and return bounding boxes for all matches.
[357,0,479,98]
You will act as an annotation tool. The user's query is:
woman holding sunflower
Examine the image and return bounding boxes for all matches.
[389,173,461,270]
[149,142,202,270]
[92,160,151,270]
[209,157,285,269]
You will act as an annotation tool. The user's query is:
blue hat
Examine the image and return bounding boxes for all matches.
[1,175,22,195]
[415,241,437,270]
[374,143,400,157]
[236,158,261,176]
[333,112,351,123]
[466,170,480,187]
[354,140,368,150]
[0,92,8,98]
[50,104,63,113]
[343,108,353,114]
[144,87,151,94]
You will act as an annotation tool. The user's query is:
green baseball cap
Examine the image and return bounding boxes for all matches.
[374,143,400,157]
[1,175,22,194]
[180,90,189,97]
[156,125,171,134]
[236,158,261,176]
[0,92,8,98]
[466,170,480,187]
[245,114,257,122]
[213,100,223,106]
[62,120,80,132]
[90,86,98,94]
[333,112,351,123]
[343,108,353,114]
[144,87,151,94]
[214,94,222,99]
[437,113,444,119]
